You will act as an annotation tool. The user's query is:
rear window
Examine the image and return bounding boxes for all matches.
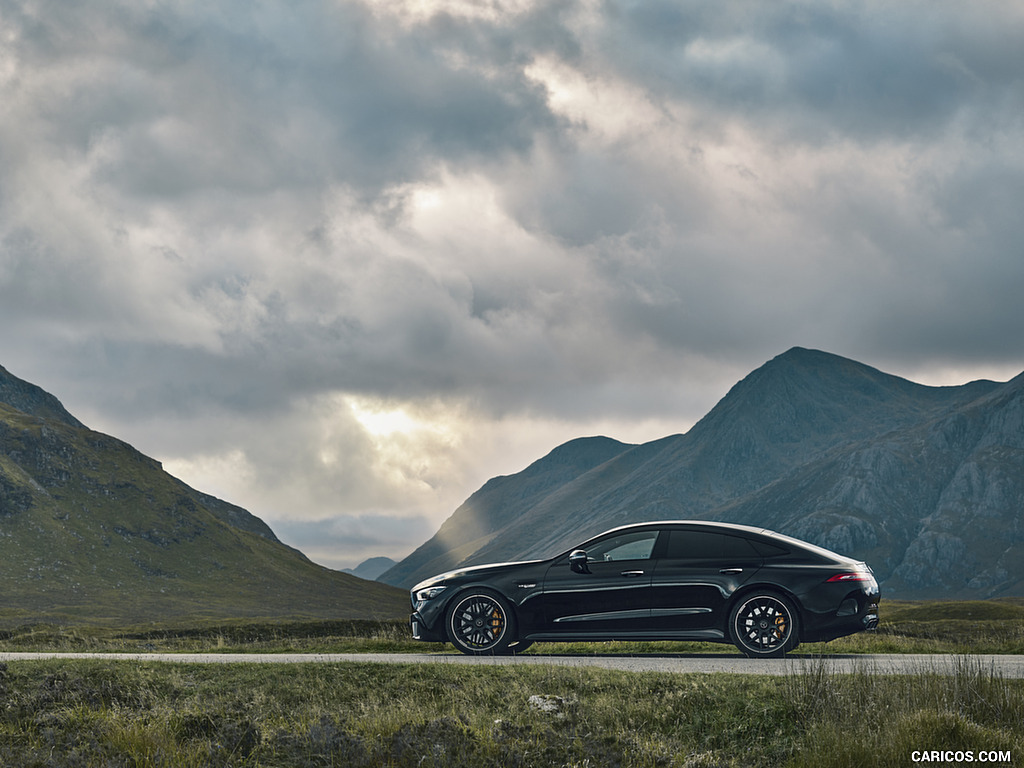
[749,539,790,558]
[664,530,761,560]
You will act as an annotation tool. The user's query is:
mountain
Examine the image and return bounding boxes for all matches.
[343,556,396,581]
[380,348,1024,599]
[0,364,408,625]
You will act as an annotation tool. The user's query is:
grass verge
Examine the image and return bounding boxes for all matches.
[0,656,1021,767]
[2,599,1022,655]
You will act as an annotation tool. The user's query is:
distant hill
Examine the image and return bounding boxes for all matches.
[380,348,1024,599]
[0,364,408,625]
[342,556,397,581]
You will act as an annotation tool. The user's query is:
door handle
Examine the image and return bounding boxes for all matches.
[620,570,645,577]
[719,568,743,574]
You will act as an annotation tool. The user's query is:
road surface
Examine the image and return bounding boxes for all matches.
[2,652,1023,677]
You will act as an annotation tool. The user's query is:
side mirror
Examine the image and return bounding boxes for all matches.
[569,549,591,574]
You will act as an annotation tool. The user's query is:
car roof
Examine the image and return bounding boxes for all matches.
[594,520,777,538]
[579,520,852,562]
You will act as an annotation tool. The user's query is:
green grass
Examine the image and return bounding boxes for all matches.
[0,619,447,655]
[3,598,1022,655]
[0,656,1021,767]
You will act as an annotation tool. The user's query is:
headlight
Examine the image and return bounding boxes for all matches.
[414,585,447,602]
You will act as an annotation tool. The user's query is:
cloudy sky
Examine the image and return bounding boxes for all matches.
[2,0,1022,570]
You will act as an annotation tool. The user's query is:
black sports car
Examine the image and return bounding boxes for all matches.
[410,521,879,657]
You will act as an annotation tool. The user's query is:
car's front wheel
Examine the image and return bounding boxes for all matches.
[446,590,518,655]
[729,591,800,658]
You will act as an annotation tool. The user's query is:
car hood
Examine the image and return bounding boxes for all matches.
[411,559,544,592]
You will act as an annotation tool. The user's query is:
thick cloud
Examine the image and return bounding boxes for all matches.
[1,0,1022,568]
[602,0,1024,142]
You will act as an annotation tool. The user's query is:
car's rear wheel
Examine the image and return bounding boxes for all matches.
[446,591,517,655]
[729,591,799,658]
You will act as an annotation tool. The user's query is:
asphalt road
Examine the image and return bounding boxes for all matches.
[2,652,1023,677]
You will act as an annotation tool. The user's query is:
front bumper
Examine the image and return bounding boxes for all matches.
[410,611,446,643]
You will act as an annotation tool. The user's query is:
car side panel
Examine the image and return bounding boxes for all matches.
[532,559,654,633]
[646,556,761,631]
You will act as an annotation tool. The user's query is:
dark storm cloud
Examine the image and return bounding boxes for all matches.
[603,0,1024,142]
[2,0,557,204]
[5,0,1021,389]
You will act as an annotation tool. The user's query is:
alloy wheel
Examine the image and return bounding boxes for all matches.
[448,593,509,653]
[732,594,796,657]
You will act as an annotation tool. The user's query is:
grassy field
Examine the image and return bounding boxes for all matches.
[0,655,1021,767]
[2,598,1023,655]
[1,600,1021,766]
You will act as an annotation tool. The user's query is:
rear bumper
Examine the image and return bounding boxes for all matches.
[802,594,880,643]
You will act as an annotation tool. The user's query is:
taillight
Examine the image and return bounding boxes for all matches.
[827,572,872,582]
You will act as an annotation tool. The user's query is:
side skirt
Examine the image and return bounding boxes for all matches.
[524,629,726,642]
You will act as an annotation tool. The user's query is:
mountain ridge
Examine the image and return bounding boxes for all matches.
[0,364,85,428]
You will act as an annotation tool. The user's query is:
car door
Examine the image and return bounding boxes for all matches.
[536,528,659,635]
[647,529,763,633]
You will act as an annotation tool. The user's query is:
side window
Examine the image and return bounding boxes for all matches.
[664,531,761,561]
[586,531,659,562]
[750,539,789,558]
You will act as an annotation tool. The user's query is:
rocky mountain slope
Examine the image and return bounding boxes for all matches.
[381,348,1024,599]
[0,364,408,625]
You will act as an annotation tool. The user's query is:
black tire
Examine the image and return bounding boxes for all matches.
[446,590,517,655]
[729,591,800,658]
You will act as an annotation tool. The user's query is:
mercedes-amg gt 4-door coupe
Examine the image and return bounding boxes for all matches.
[410,521,879,657]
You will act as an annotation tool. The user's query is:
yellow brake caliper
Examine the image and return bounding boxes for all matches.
[491,609,502,636]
